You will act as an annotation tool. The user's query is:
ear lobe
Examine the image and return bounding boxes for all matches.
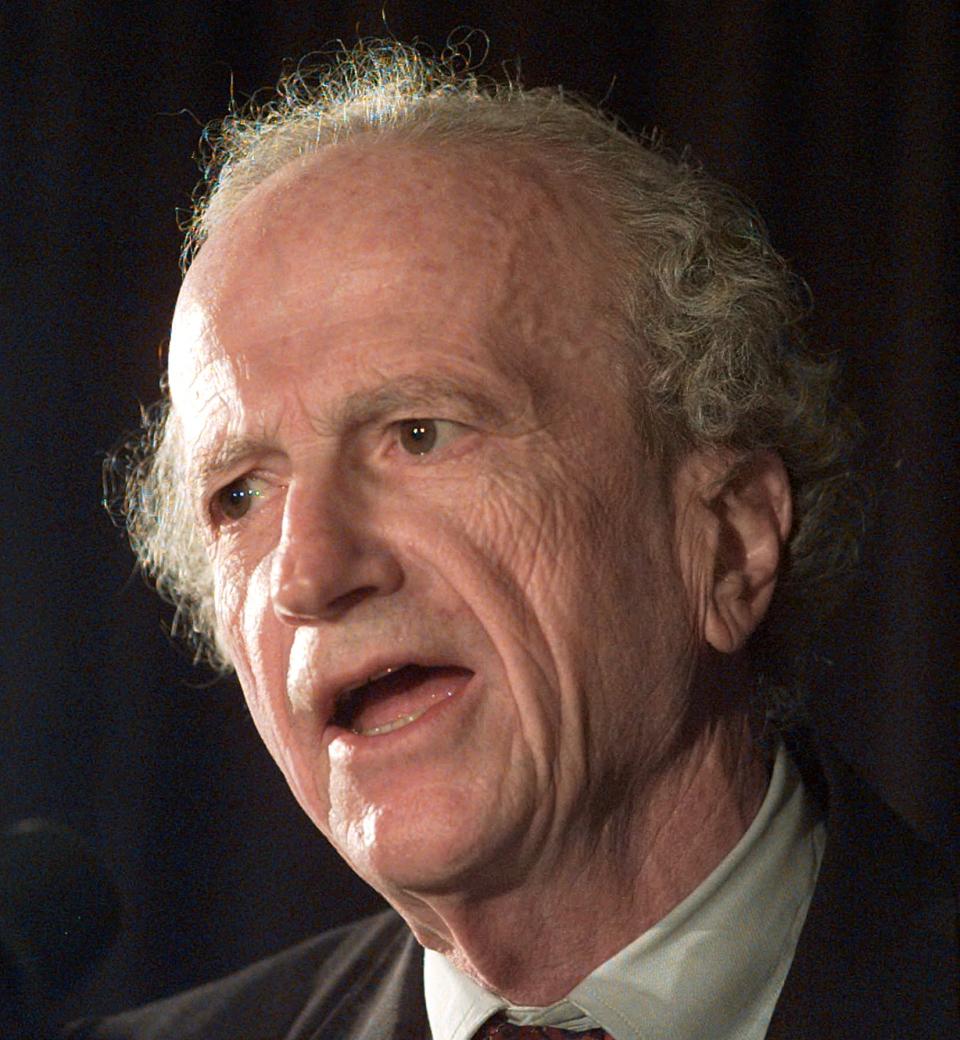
[702,451,792,654]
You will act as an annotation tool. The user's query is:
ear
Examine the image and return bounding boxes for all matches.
[680,451,793,654]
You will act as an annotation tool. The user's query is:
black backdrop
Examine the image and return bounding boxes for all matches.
[1,1,956,1022]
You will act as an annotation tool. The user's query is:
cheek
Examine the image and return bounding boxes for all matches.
[212,549,245,647]
[213,549,291,750]
[462,462,576,588]
[434,465,606,736]
[467,449,692,714]
[227,558,327,816]
[461,459,615,636]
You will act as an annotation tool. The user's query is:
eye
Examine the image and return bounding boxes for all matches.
[395,418,467,457]
[213,477,266,523]
[398,419,439,455]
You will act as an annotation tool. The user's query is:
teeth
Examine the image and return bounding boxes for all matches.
[350,689,455,737]
[353,710,421,737]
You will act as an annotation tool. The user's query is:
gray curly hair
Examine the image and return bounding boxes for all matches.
[111,39,862,722]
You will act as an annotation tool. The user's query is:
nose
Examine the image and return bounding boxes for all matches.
[270,478,404,624]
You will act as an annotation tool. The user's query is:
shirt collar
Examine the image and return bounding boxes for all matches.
[424,740,825,1040]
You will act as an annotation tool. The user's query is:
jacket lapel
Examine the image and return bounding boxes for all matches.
[766,733,958,1038]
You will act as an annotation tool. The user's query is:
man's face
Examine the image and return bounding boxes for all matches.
[168,142,701,908]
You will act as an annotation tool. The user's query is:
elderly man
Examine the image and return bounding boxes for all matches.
[73,42,955,1040]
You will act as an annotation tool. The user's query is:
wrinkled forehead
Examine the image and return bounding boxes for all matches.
[168,137,624,439]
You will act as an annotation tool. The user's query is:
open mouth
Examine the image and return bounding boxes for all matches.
[331,664,473,736]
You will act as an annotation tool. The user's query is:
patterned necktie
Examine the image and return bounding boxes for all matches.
[472,1012,613,1039]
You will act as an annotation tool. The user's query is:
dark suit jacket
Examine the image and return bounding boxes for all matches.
[65,742,958,1040]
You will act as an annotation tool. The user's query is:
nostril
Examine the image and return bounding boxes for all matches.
[272,577,393,625]
[325,585,382,617]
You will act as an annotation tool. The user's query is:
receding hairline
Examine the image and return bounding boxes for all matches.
[196,127,628,281]
[177,129,639,435]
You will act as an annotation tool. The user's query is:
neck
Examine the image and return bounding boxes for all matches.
[394,706,769,1005]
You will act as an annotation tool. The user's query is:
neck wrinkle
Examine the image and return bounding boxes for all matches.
[396,708,768,1006]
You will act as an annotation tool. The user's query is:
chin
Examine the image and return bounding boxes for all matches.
[329,783,529,902]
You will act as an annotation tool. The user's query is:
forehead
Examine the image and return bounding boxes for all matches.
[168,137,621,446]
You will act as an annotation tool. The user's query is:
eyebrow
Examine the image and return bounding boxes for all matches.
[188,434,275,500]
[333,374,510,429]
[186,373,513,492]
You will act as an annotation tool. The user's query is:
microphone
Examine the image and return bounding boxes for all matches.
[0,819,120,1032]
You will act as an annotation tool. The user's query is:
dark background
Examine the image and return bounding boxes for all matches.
[1,0,956,1023]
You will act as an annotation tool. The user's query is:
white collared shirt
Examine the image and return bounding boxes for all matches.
[424,741,825,1040]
